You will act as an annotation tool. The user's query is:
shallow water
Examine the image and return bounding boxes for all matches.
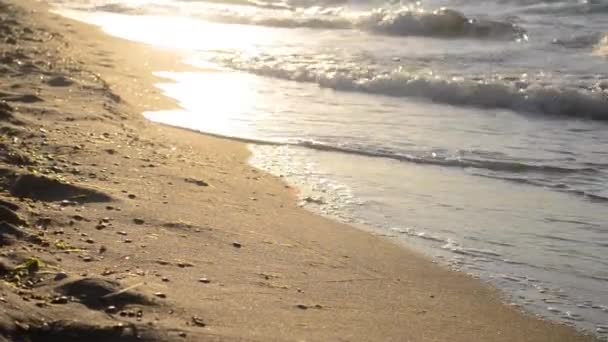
[52,0,608,338]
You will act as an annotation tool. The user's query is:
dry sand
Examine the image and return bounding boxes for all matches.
[0,1,599,341]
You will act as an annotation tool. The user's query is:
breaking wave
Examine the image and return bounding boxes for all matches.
[201,6,526,40]
[216,56,608,120]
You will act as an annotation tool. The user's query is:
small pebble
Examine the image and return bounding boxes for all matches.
[54,272,68,281]
[198,278,210,284]
[232,242,242,248]
[133,218,145,225]
[154,292,167,299]
[82,256,93,262]
[161,277,170,282]
[51,296,69,304]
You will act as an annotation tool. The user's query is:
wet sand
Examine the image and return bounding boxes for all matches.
[0,1,598,341]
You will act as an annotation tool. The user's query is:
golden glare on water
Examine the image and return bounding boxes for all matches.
[61,9,280,52]
[145,71,262,139]
[55,10,285,137]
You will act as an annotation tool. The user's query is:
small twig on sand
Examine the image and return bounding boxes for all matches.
[325,278,382,283]
[100,282,144,299]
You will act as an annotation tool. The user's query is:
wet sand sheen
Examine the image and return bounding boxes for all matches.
[0,0,598,340]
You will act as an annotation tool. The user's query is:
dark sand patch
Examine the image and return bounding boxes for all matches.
[56,278,155,310]
[9,173,112,203]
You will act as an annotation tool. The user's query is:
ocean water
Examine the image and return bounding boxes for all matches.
[51,0,608,338]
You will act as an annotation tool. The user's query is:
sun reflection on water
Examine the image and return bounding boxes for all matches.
[145,71,262,139]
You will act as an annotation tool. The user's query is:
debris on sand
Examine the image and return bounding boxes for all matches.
[191,316,206,327]
[184,177,209,187]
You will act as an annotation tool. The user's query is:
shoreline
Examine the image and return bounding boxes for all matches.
[0,1,598,341]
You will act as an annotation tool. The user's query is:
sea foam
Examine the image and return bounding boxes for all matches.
[217,55,608,120]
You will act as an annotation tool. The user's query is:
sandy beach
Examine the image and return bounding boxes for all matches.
[0,0,599,341]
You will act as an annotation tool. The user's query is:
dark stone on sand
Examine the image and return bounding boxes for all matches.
[10,173,111,203]
[154,292,166,299]
[127,194,136,199]
[56,278,153,310]
[54,272,68,281]
[198,278,210,284]
[46,76,74,87]
[295,304,308,310]
[72,215,85,221]
[232,242,242,248]
[133,218,144,225]
[0,204,26,226]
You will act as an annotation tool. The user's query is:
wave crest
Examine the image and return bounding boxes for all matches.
[201,6,526,40]
[354,7,526,40]
[217,55,608,120]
